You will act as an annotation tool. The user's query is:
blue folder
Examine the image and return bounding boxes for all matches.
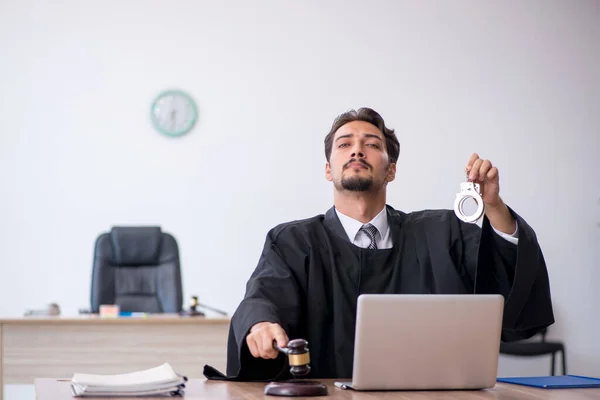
[497,375,600,389]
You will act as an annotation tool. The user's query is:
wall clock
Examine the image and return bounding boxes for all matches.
[150,89,198,137]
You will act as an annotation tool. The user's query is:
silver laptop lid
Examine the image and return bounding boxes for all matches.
[350,294,504,390]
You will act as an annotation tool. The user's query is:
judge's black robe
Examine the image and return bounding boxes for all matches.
[204,205,554,381]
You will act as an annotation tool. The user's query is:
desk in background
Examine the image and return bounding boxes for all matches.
[0,315,229,400]
[35,378,600,400]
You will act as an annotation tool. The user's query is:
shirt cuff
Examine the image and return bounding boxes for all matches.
[491,223,519,245]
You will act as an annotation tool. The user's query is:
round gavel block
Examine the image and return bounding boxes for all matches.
[264,381,328,397]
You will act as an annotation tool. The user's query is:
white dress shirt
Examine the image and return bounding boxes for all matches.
[335,206,519,249]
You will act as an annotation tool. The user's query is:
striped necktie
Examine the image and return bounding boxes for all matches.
[360,223,378,249]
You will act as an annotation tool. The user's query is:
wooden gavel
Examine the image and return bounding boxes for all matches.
[266,338,328,396]
[273,338,311,377]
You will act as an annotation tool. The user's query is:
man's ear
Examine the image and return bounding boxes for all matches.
[325,162,333,182]
[386,162,396,183]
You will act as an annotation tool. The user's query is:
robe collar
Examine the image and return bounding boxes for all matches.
[324,204,403,244]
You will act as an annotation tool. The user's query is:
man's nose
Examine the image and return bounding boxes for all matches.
[351,144,365,158]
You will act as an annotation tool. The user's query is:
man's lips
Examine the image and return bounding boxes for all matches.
[345,161,370,170]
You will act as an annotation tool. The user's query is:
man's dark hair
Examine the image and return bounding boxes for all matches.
[324,107,400,164]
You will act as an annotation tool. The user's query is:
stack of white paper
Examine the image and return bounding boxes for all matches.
[70,363,186,397]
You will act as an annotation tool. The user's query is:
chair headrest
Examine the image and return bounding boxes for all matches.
[109,226,163,266]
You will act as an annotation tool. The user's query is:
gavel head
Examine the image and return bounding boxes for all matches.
[286,339,311,377]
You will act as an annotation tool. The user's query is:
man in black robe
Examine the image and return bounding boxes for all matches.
[209,107,554,381]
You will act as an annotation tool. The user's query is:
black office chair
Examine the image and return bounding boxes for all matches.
[91,226,183,313]
[500,328,566,375]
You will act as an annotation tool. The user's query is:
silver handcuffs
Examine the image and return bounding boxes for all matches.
[454,181,485,223]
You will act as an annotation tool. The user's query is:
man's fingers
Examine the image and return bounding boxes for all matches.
[486,166,499,181]
[477,160,492,181]
[247,322,289,359]
[273,329,289,348]
[466,153,479,169]
[465,155,497,183]
[261,334,278,359]
[469,159,483,181]
[246,336,260,358]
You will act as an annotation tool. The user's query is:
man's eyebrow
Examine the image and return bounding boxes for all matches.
[364,133,383,142]
[335,133,353,142]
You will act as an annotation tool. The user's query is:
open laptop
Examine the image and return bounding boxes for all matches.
[334,294,504,391]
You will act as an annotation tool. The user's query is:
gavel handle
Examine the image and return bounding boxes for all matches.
[273,341,290,354]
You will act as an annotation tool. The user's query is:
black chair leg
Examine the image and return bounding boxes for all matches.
[561,349,567,375]
[551,353,556,376]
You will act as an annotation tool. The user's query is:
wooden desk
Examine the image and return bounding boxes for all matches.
[34,378,600,399]
[0,315,229,400]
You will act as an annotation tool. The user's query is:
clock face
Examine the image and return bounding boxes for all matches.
[150,89,198,137]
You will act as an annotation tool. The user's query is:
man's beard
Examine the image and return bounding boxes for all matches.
[340,175,373,191]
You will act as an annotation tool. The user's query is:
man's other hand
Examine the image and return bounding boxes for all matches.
[465,153,501,208]
[466,152,516,234]
[246,322,289,359]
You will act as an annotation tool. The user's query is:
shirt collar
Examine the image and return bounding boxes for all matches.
[335,206,389,242]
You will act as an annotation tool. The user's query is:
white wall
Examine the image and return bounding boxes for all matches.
[1,0,598,378]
